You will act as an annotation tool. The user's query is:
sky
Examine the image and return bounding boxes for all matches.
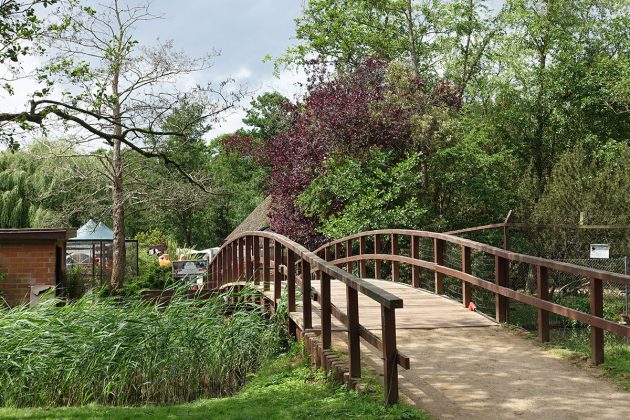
[1,0,307,142]
[130,0,307,138]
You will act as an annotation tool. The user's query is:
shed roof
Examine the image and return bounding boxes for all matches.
[71,219,114,241]
[225,196,271,242]
[0,228,76,241]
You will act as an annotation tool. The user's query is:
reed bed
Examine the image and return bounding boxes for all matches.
[0,289,285,408]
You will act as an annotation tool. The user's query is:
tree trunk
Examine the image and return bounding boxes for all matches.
[110,137,126,289]
[110,62,126,290]
[404,0,420,78]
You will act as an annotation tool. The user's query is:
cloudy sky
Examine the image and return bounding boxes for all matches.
[2,0,306,142]
[131,0,307,138]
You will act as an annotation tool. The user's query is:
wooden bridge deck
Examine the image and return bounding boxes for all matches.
[262,278,496,333]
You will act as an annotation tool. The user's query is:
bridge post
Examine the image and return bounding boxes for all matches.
[287,250,296,313]
[320,272,332,350]
[346,285,361,384]
[590,278,604,364]
[253,236,260,286]
[381,305,399,405]
[273,242,282,302]
[461,246,472,307]
[245,236,253,282]
[302,259,312,330]
[536,266,550,342]
[434,238,445,295]
[335,242,343,269]
[495,256,509,323]
[374,235,382,279]
[391,234,399,282]
[263,238,270,291]
[359,236,367,278]
[231,242,237,282]
[411,236,420,288]
[346,239,353,274]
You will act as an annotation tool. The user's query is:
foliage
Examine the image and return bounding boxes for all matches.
[0,345,426,419]
[0,288,286,407]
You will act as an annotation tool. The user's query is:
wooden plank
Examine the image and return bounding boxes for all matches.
[411,236,420,288]
[434,238,444,294]
[346,285,361,380]
[263,237,270,291]
[391,234,399,282]
[302,259,312,330]
[346,239,353,274]
[359,236,367,278]
[495,256,509,323]
[288,250,296,312]
[382,305,399,405]
[374,234,382,279]
[273,242,282,301]
[537,265,549,342]
[462,246,472,308]
[590,278,604,364]
[321,272,332,349]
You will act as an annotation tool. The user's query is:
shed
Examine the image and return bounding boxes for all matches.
[0,228,76,307]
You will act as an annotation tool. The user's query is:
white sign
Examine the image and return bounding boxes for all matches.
[590,244,610,259]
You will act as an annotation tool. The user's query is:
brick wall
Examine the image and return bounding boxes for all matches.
[0,242,57,306]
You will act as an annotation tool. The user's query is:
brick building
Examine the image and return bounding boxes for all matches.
[0,229,76,307]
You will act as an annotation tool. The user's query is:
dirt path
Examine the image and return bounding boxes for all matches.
[335,326,630,419]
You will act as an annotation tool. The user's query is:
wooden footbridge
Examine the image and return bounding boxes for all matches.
[207,230,630,405]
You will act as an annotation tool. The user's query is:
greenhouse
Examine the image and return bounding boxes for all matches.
[66,219,138,288]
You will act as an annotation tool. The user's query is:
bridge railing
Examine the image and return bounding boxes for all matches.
[207,231,408,405]
[314,229,630,365]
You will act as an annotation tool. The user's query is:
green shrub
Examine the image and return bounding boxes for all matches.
[0,288,285,407]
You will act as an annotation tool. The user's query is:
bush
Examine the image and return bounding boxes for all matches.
[0,288,286,407]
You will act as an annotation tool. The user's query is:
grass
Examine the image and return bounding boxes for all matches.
[0,347,426,420]
[0,287,286,407]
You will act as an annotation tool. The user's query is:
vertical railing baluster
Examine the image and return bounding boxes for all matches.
[287,250,296,312]
[231,242,238,282]
[381,305,398,405]
[590,278,604,364]
[346,285,361,383]
[359,236,367,278]
[263,238,270,291]
[335,242,342,268]
[391,234,399,282]
[321,271,332,350]
[273,242,282,302]
[253,236,260,286]
[495,255,509,323]
[536,265,549,342]
[411,236,420,288]
[434,238,445,294]
[374,234,382,279]
[245,235,253,282]
[302,259,312,330]
[346,239,353,274]
[462,246,472,307]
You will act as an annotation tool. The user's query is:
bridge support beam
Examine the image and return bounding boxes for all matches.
[495,256,509,323]
[536,266,550,342]
[590,278,604,365]
[461,246,472,308]
[381,306,399,405]
[434,238,445,295]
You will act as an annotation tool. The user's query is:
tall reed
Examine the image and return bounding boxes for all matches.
[0,288,285,407]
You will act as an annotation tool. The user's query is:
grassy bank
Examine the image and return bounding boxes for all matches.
[0,347,425,419]
[0,288,285,407]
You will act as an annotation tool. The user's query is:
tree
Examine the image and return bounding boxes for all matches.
[0,0,240,288]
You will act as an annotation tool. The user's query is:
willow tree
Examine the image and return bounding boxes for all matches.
[1,0,239,289]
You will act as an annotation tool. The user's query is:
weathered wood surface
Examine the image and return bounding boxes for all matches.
[263,279,495,332]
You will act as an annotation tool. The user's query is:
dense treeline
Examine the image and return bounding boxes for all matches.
[224,0,630,249]
[1,0,629,255]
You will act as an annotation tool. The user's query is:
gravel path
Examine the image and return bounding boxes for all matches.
[335,326,630,419]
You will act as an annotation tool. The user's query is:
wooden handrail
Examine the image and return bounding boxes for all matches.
[315,229,630,285]
[315,229,630,366]
[208,231,406,405]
